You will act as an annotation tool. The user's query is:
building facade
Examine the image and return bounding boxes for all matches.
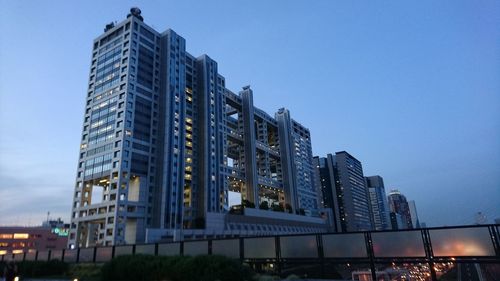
[313,154,340,232]
[0,223,69,256]
[387,189,413,230]
[365,175,391,230]
[314,151,373,232]
[69,8,324,248]
[408,200,420,228]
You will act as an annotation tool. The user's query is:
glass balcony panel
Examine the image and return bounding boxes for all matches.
[280,235,318,258]
[51,249,63,260]
[114,245,133,256]
[63,249,78,262]
[25,251,37,261]
[244,237,276,259]
[322,233,367,258]
[95,246,113,262]
[212,239,240,258]
[13,253,24,261]
[79,248,95,262]
[135,244,155,255]
[429,227,495,257]
[158,243,180,256]
[184,241,208,256]
[372,230,425,257]
[37,251,49,261]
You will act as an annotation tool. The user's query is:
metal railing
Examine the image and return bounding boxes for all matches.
[2,224,499,281]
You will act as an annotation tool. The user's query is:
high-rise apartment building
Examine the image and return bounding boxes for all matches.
[314,151,373,232]
[69,8,325,248]
[365,176,391,230]
[387,189,413,230]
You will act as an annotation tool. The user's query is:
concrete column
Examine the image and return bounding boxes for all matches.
[240,86,259,206]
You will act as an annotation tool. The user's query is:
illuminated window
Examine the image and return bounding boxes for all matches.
[12,249,23,254]
[0,234,13,239]
[0,250,7,255]
[0,242,8,247]
[13,233,29,239]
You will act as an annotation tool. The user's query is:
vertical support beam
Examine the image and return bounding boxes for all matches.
[275,236,282,277]
[240,86,259,206]
[422,229,438,281]
[488,225,500,256]
[61,249,65,262]
[317,234,325,279]
[208,239,213,255]
[92,247,97,263]
[111,245,116,259]
[239,237,245,261]
[364,232,377,281]
[76,248,80,263]
[155,243,159,256]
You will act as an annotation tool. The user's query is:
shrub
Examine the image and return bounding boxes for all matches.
[100,254,254,281]
[0,260,69,278]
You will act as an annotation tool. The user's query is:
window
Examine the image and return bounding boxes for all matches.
[13,233,29,239]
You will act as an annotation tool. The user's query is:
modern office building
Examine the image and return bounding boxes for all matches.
[314,151,373,232]
[69,8,325,248]
[387,189,413,230]
[313,154,339,232]
[408,200,420,228]
[365,175,391,230]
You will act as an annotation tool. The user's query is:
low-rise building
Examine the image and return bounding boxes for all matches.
[0,223,69,255]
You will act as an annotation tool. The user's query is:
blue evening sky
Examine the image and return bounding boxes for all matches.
[1,0,499,226]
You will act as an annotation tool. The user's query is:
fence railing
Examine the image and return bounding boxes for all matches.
[2,224,499,280]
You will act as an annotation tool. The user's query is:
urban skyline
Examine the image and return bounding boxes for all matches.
[1,1,499,228]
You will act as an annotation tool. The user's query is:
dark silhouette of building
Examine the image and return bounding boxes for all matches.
[314,151,373,232]
[387,189,413,230]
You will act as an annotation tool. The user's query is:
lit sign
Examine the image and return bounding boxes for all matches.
[51,228,69,237]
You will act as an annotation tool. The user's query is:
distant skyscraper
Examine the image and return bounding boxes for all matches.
[408,200,420,228]
[387,189,413,230]
[314,151,372,232]
[313,154,340,232]
[365,176,391,230]
[69,8,326,248]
